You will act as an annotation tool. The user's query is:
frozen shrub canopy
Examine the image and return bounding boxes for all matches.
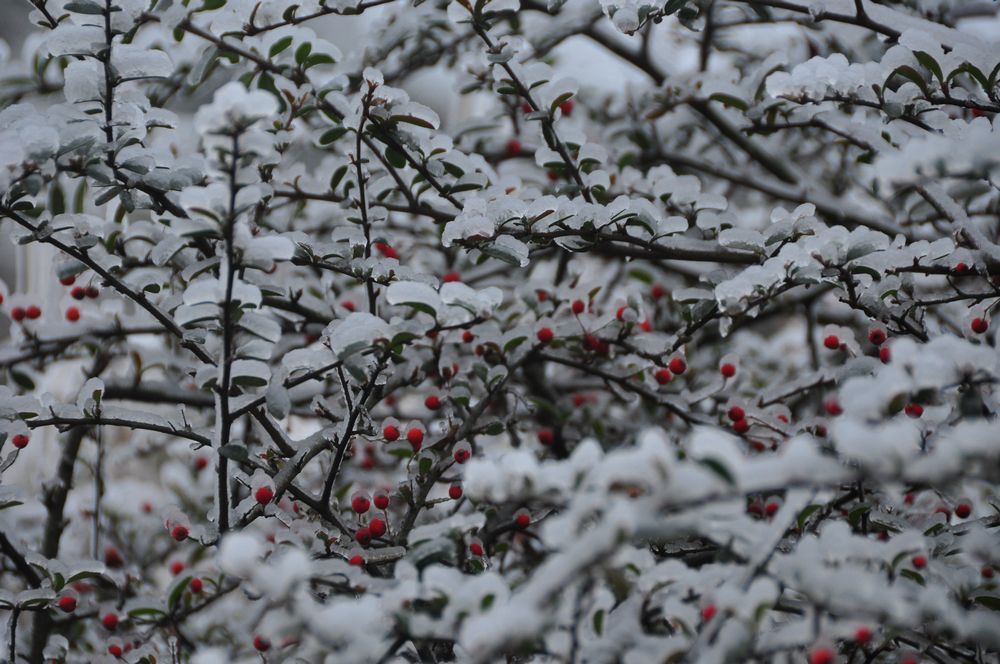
[1,0,1000,662]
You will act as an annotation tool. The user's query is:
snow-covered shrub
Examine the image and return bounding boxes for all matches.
[0,0,999,662]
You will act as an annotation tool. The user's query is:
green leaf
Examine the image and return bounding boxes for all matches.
[502,336,527,353]
[294,42,313,66]
[64,0,105,14]
[890,65,930,97]
[319,127,348,145]
[708,93,748,111]
[663,0,687,15]
[483,421,505,436]
[593,609,605,636]
[168,576,192,612]
[899,569,925,586]
[974,596,1000,611]
[10,369,35,390]
[128,607,167,620]
[268,36,293,58]
[796,504,821,532]
[628,268,653,284]
[390,114,436,129]
[914,51,943,84]
[418,456,433,476]
[305,53,336,68]
[385,147,407,169]
[395,301,437,318]
[697,457,736,486]
[218,444,250,463]
[201,0,227,9]
[49,183,65,216]
[329,164,349,191]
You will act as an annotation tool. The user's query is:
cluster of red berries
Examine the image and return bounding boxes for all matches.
[383,423,424,452]
[9,304,41,321]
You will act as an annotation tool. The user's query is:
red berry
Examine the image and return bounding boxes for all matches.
[537,327,554,343]
[982,565,994,579]
[355,527,372,547]
[668,357,686,375]
[764,501,780,517]
[190,577,204,593]
[520,101,532,114]
[536,290,548,302]
[104,545,123,568]
[57,596,76,613]
[912,554,927,569]
[369,517,386,538]
[651,283,666,299]
[374,243,398,259]
[71,286,85,300]
[904,403,923,418]
[462,329,475,343]
[449,484,463,500]
[972,317,989,334]
[60,275,75,286]
[407,428,424,451]
[582,334,600,351]
[954,262,969,275]
[505,139,522,157]
[469,541,484,556]
[809,647,835,664]
[373,492,390,510]
[425,395,442,411]
[955,502,972,519]
[443,271,461,283]
[85,286,99,299]
[351,493,371,514]
[253,635,271,652]
[823,334,840,350]
[879,346,891,364]
[11,434,29,449]
[824,399,843,416]
[701,604,716,621]
[66,307,80,322]
[341,300,356,312]
[108,644,123,657]
[26,305,41,319]
[10,306,25,321]
[559,99,574,115]
[349,554,364,566]
[194,456,209,471]
[383,425,400,441]
[854,626,871,644]
[616,306,627,321]
[639,319,651,332]
[453,446,471,464]
[571,299,585,315]
[255,486,274,505]
[868,328,886,345]
[654,369,672,385]
[727,406,745,422]
[514,512,531,529]
[537,429,555,446]
[169,561,184,575]
[720,363,736,378]
[170,525,188,542]
[732,418,749,434]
